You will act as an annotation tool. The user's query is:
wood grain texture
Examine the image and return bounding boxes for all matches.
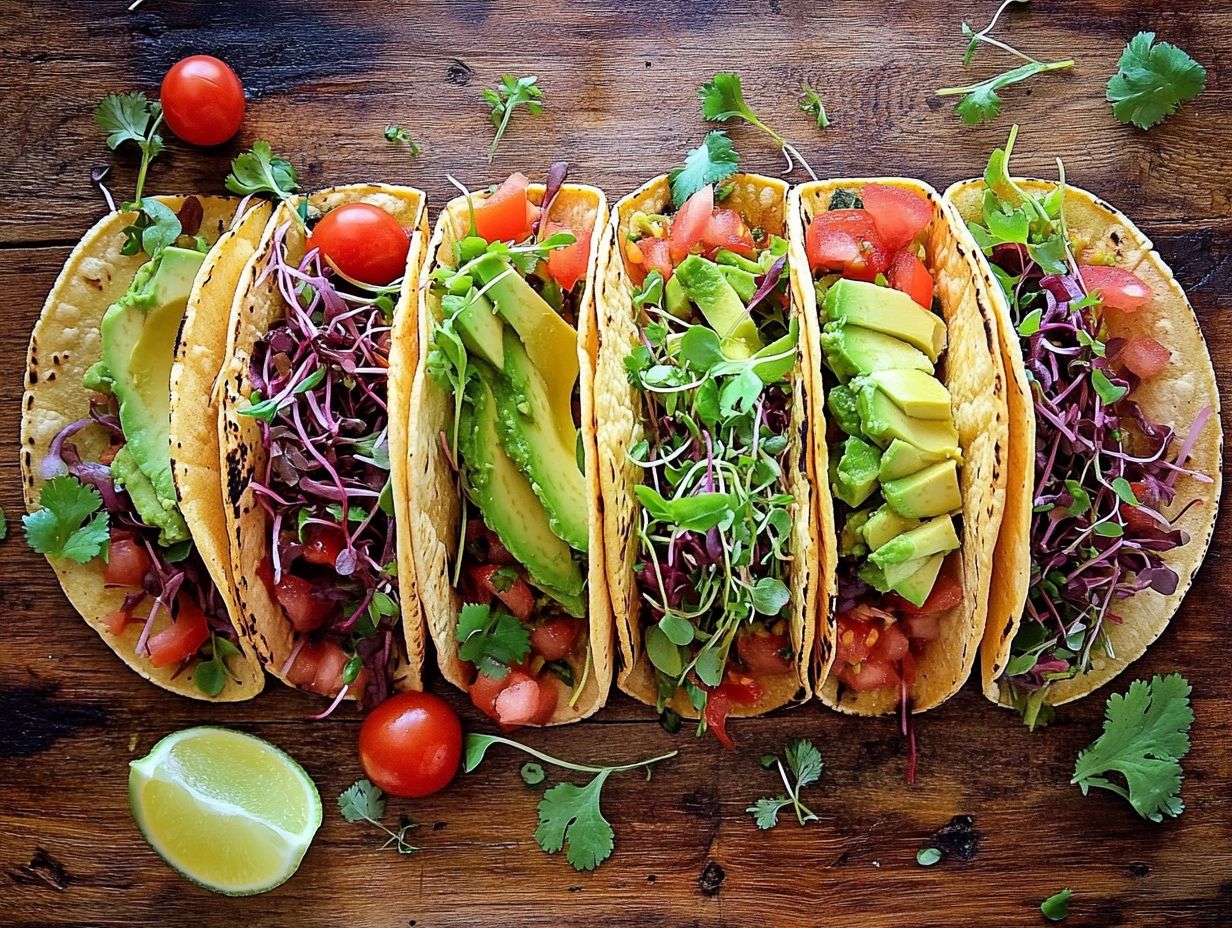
[1,1,1230,926]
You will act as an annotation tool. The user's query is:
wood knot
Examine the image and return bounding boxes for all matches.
[698,860,725,896]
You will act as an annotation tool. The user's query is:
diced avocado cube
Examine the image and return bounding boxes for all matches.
[883,554,932,588]
[857,369,952,421]
[858,560,890,592]
[665,273,690,319]
[862,505,921,551]
[824,278,946,362]
[827,384,862,436]
[840,507,873,557]
[892,552,946,607]
[674,255,763,359]
[879,439,947,482]
[453,291,504,367]
[883,459,962,520]
[831,436,882,508]
[870,515,960,569]
[719,264,758,303]
[820,325,934,382]
[715,249,764,275]
[856,385,961,458]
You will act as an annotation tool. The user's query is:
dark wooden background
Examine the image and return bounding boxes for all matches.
[1,2,1229,926]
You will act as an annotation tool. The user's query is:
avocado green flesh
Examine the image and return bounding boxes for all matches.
[101,246,205,506]
[719,265,758,303]
[840,507,873,557]
[869,515,959,568]
[455,292,504,367]
[489,333,588,552]
[664,274,690,319]
[459,377,584,616]
[883,459,962,520]
[856,387,961,459]
[820,325,934,383]
[673,255,763,359]
[878,439,946,482]
[111,446,189,546]
[715,249,764,275]
[862,505,920,551]
[824,278,946,362]
[860,368,952,421]
[831,435,882,508]
[891,552,946,607]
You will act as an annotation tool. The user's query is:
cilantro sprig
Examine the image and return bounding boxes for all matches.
[798,82,829,130]
[482,74,544,162]
[94,92,164,204]
[225,141,301,208]
[384,125,422,157]
[338,779,420,854]
[699,72,817,180]
[935,0,1074,125]
[746,739,823,829]
[1071,673,1193,822]
[456,602,531,680]
[23,476,110,564]
[668,130,740,208]
[1107,32,1206,130]
[464,734,677,871]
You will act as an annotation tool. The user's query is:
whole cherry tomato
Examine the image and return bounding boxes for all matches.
[358,692,463,798]
[160,55,245,147]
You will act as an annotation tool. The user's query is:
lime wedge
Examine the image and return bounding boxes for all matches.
[129,726,322,895]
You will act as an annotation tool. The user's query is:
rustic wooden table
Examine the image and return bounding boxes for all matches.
[1,2,1229,926]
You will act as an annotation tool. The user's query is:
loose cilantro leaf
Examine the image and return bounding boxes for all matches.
[94,92,164,202]
[383,126,422,157]
[0,506,7,541]
[798,82,829,129]
[785,738,823,789]
[482,74,543,161]
[1107,32,1206,130]
[1040,888,1073,922]
[940,60,1075,125]
[226,141,301,206]
[699,71,816,179]
[747,796,790,830]
[745,739,822,829]
[668,130,740,207]
[23,476,109,564]
[916,847,943,866]
[456,602,531,680]
[338,779,419,854]
[1071,673,1193,822]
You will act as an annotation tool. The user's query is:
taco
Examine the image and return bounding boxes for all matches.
[21,196,270,700]
[945,130,1222,724]
[788,178,1008,719]
[219,184,428,706]
[594,173,820,747]
[408,167,612,727]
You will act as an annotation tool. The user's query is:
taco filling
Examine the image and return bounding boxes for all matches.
[968,131,1215,726]
[40,200,247,696]
[619,182,803,747]
[807,184,964,708]
[426,168,598,729]
[240,202,413,707]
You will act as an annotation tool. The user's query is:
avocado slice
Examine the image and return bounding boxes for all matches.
[673,255,763,359]
[715,249,764,275]
[471,253,578,447]
[856,386,961,458]
[453,291,504,368]
[883,459,962,520]
[826,384,862,436]
[665,273,690,320]
[891,552,946,607]
[101,246,205,505]
[840,507,873,557]
[830,435,882,508]
[869,515,960,569]
[857,369,952,421]
[820,326,934,382]
[862,505,921,552]
[824,279,946,362]
[459,377,584,615]
[111,446,189,546]
[490,332,588,552]
[879,439,947,482]
[719,264,758,303]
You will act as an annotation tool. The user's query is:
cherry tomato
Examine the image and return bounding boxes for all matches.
[308,203,410,287]
[543,221,591,292]
[1119,337,1171,379]
[861,183,935,253]
[805,209,888,281]
[837,658,900,692]
[1079,265,1153,313]
[359,691,463,798]
[468,565,535,620]
[104,534,152,587]
[274,573,335,633]
[160,55,245,147]
[700,208,756,258]
[530,617,584,661]
[473,173,534,243]
[887,249,934,308]
[147,598,210,667]
[301,525,346,568]
[669,185,714,263]
[736,630,794,673]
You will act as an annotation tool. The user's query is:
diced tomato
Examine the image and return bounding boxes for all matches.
[702,675,765,750]
[805,209,889,281]
[301,525,346,567]
[311,642,350,696]
[1120,481,1162,534]
[147,598,210,668]
[103,609,132,635]
[901,612,942,642]
[870,623,910,663]
[493,672,542,726]
[640,236,674,282]
[468,671,506,719]
[486,535,515,566]
[837,658,901,692]
[530,617,583,661]
[834,614,877,665]
[900,651,918,687]
[274,573,335,633]
[887,249,935,308]
[1079,265,1153,313]
[468,565,535,620]
[104,534,152,587]
[1119,337,1171,379]
[722,673,765,706]
[668,185,714,263]
[473,173,533,243]
[736,630,794,674]
[700,208,756,258]
[861,183,935,253]
[543,221,592,292]
[889,573,964,618]
[286,640,323,687]
[530,678,559,725]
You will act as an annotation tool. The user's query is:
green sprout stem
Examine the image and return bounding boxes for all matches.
[936,58,1074,96]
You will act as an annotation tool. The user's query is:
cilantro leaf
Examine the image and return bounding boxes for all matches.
[93,92,165,202]
[121,197,182,258]
[746,796,790,830]
[668,131,740,207]
[1107,32,1206,130]
[746,739,823,830]
[1040,888,1073,922]
[456,602,531,680]
[383,125,422,157]
[785,739,823,790]
[799,82,829,129]
[482,74,543,161]
[942,60,1075,126]
[338,778,385,823]
[699,72,815,178]
[225,141,301,205]
[23,476,109,564]
[1071,673,1193,822]
[535,772,616,871]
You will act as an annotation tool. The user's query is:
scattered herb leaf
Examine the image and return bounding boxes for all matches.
[23,476,110,564]
[482,74,544,161]
[1107,32,1205,130]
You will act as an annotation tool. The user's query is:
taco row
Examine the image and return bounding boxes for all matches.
[21,155,1220,741]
